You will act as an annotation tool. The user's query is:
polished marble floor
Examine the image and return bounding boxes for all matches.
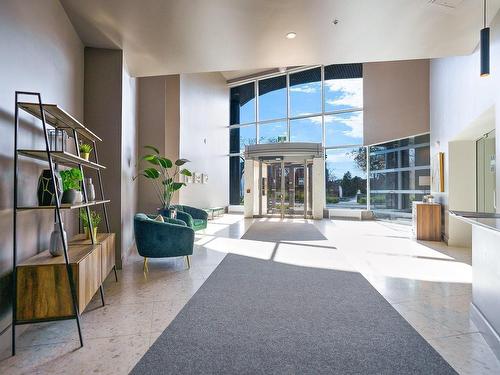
[1,214,499,374]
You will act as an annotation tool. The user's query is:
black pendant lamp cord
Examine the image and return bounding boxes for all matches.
[484,0,487,28]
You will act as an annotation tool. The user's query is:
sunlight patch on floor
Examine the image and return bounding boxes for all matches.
[203,237,275,259]
[273,242,356,272]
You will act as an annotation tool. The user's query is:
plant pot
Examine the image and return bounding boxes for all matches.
[49,222,67,257]
[158,207,177,219]
[84,226,98,240]
[81,152,90,161]
[62,189,80,204]
[37,169,63,206]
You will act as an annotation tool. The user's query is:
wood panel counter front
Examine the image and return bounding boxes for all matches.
[16,233,115,322]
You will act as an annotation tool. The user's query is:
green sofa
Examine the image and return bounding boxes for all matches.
[172,205,208,231]
[134,213,194,271]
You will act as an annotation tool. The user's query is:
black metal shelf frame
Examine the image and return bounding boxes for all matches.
[12,91,112,356]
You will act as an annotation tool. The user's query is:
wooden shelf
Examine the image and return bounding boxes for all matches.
[18,102,101,142]
[18,243,98,266]
[18,149,106,170]
[69,232,114,245]
[17,200,110,211]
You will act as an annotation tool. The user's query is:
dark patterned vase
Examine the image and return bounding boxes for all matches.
[37,169,62,206]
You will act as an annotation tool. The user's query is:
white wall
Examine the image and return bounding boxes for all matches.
[430,10,500,245]
[0,0,84,357]
[121,66,138,258]
[179,73,229,208]
[364,60,430,146]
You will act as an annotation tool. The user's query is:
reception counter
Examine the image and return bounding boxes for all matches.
[450,211,500,360]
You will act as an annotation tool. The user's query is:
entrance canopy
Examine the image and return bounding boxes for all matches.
[245,142,323,161]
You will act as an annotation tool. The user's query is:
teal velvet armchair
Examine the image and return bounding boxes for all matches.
[173,205,208,231]
[134,213,194,272]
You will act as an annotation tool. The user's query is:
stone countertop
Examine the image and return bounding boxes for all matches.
[450,210,500,232]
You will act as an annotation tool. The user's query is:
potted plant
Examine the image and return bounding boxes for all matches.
[135,145,192,217]
[79,143,93,161]
[80,209,101,239]
[60,168,83,204]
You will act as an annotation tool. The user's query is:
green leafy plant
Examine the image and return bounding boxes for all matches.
[134,145,192,209]
[59,168,83,191]
[79,143,93,154]
[79,209,101,228]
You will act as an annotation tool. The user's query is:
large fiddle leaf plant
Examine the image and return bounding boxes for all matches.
[136,146,192,209]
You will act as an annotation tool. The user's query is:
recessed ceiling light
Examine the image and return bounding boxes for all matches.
[285,32,297,39]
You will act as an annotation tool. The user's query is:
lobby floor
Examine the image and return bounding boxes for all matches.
[1,214,499,374]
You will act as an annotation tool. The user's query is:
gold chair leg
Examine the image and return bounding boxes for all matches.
[186,255,191,269]
[143,257,149,273]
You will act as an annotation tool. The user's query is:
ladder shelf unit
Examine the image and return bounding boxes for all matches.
[12,91,113,356]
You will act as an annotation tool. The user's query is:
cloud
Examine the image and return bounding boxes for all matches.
[337,111,363,139]
[325,78,362,109]
[289,83,320,94]
[326,151,354,163]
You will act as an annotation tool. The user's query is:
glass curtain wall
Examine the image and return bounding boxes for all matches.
[369,134,431,220]
[229,63,365,207]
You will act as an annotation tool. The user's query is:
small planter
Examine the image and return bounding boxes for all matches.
[158,207,177,219]
[84,226,98,240]
[81,152,90,161]
[62,189,81,204]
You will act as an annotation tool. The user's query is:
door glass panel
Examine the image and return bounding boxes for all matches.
[265,161,311,217]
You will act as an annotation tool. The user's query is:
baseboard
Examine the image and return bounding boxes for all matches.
[228,205,244,213]
[471,302,500,361]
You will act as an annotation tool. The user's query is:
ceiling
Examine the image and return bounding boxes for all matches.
[60,0,500,79]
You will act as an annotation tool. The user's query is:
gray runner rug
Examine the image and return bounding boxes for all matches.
[241,221,327,242]
[130,254,457,374]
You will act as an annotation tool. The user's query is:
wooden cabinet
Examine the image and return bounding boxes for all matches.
[70,233,116,283]
[412,202,441,241]
[16,233,115,322]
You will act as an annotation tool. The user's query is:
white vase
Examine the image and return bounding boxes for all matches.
[49,222,67,257]
[85,178,96,202]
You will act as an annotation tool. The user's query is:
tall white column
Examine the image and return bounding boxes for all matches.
[244,160,261,218]
[244,159,255,218]
[312,157,325,219]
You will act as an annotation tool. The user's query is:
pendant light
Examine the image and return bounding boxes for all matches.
[480,0,490,77]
